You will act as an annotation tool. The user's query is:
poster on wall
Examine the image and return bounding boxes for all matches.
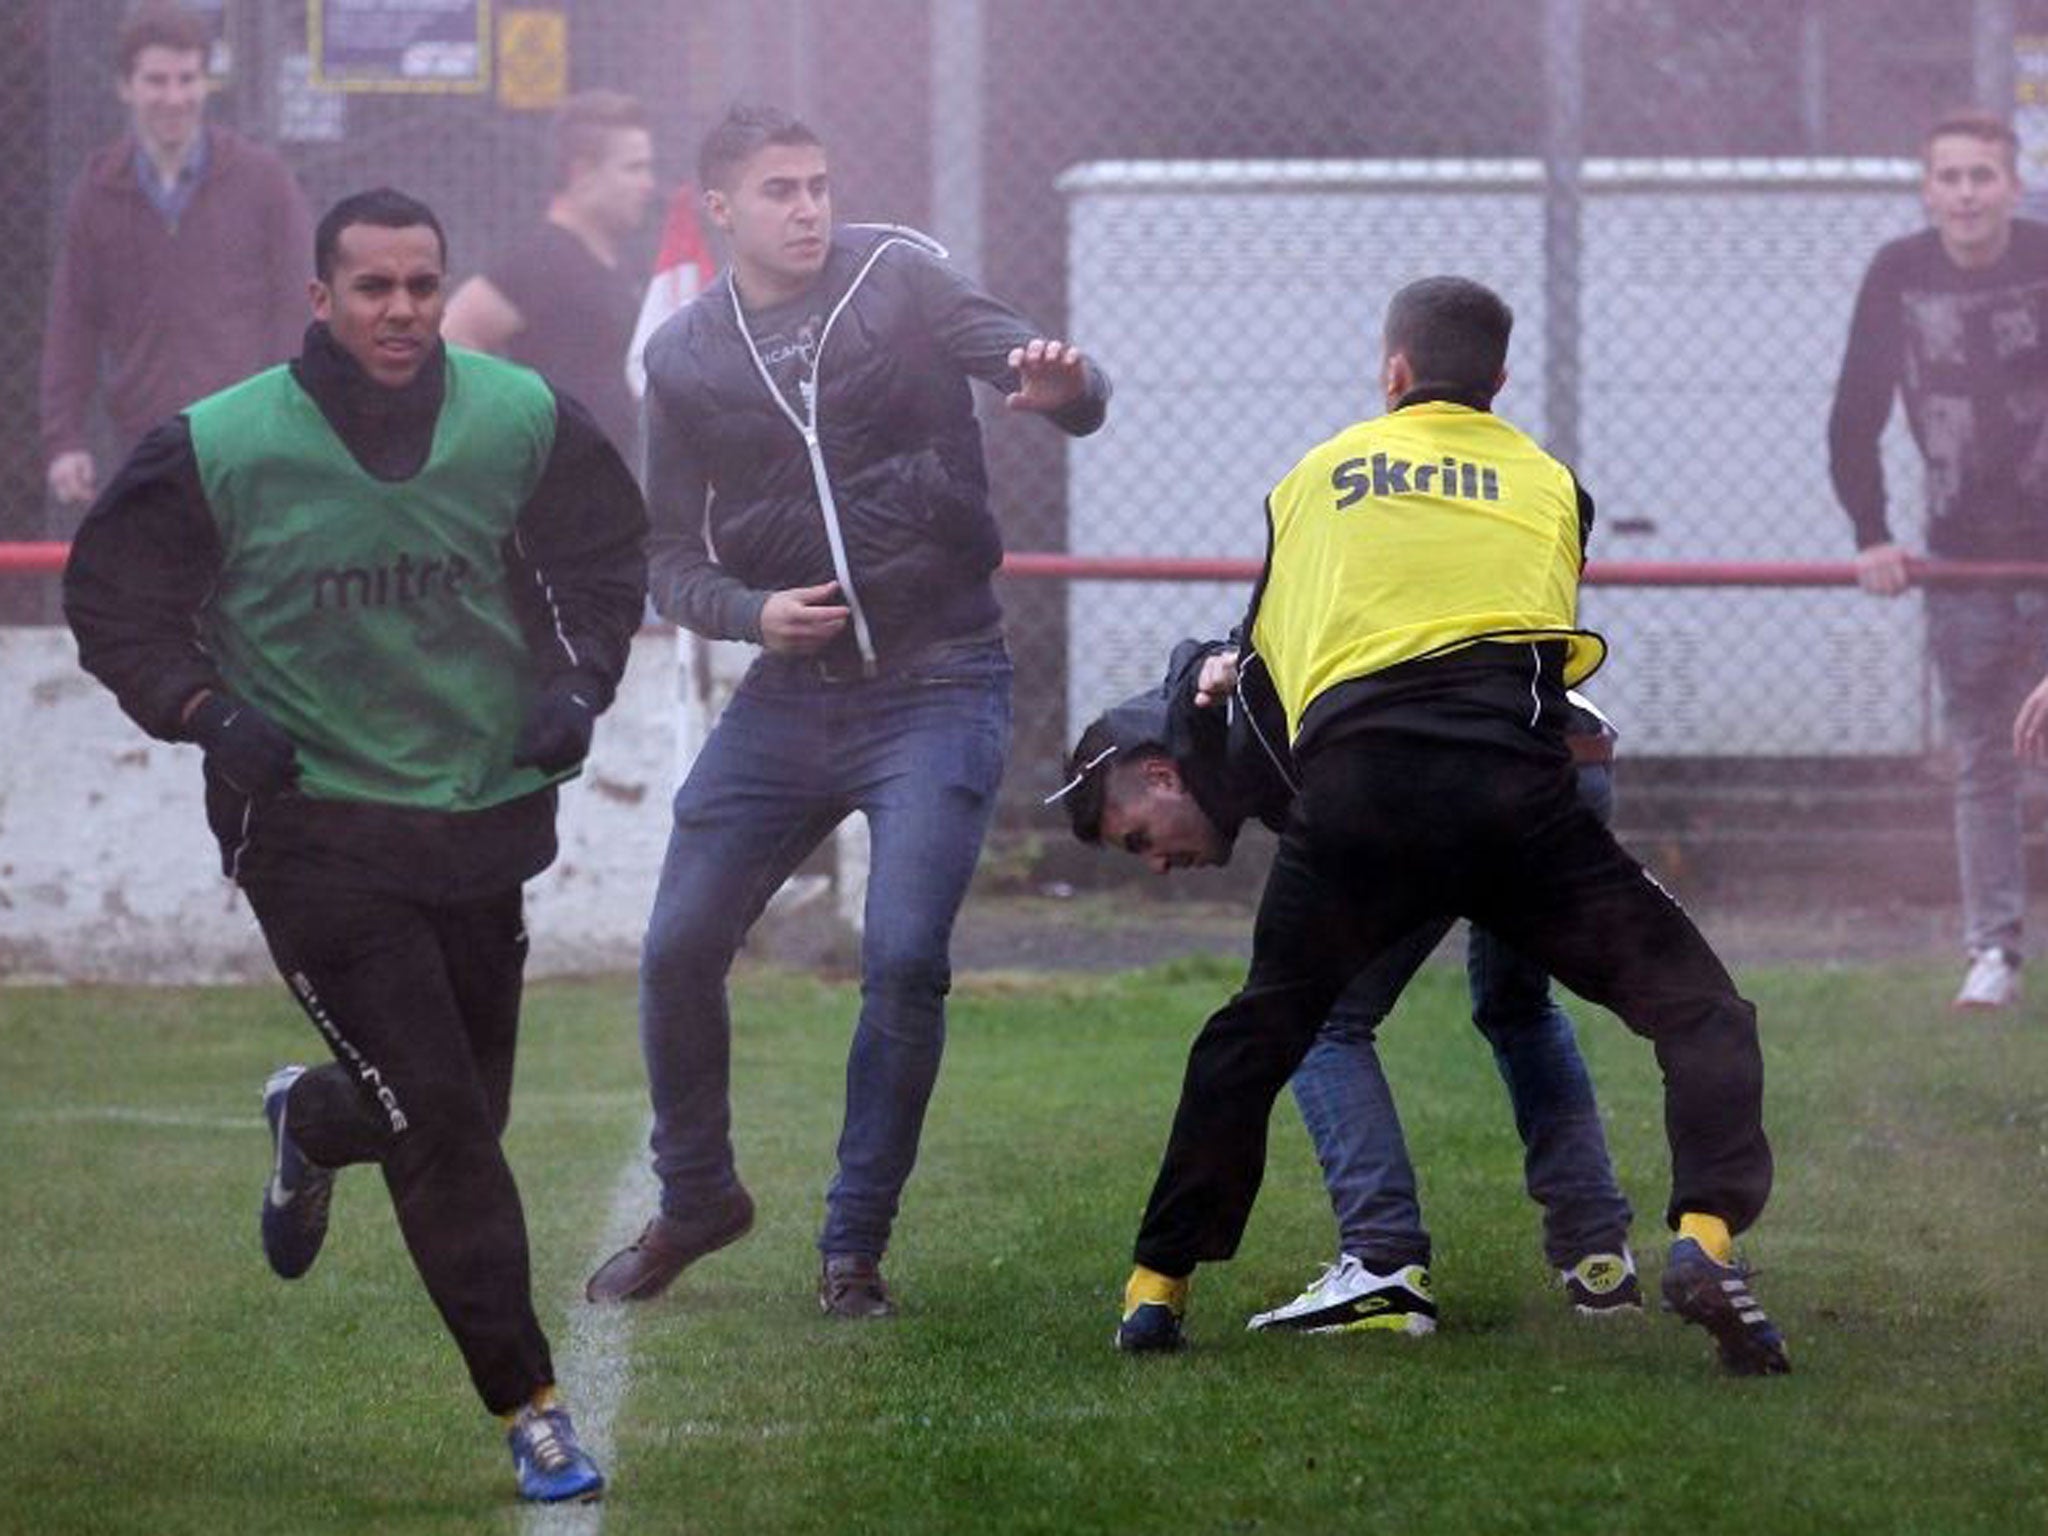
[496,8,568,111]
[2015,35,2048,218]
[309,0,491,93]
[279,53,349,144]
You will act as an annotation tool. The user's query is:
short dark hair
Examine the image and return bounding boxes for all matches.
[553,90,648,192]
[117,2,209,78]
[697,103,824,192]
[314,188,447,283]
[1382,276,1514,405]
[1924,109,2020,173]
[1053,722,1171,845]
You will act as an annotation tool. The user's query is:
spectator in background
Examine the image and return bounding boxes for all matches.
[443,90,657,464]
[40,1,310,512]
[1829,110,2048,1012]
[63,187,647,1504]
[582,104,1112,1320]
[1054,641,1640,1335]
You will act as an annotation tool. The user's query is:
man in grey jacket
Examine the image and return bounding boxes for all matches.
[586,104,1112,1318]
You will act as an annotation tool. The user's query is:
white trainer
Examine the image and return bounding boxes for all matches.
[1953,947,2022,1010]
[1246,1253,1437,1336]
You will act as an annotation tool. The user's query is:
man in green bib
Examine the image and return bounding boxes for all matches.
[63,187,647,1503]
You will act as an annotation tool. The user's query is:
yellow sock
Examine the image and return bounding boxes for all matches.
[1678,1213,1733,1265]
[500,1385,560,1428]
[1124,1265,1189,1316]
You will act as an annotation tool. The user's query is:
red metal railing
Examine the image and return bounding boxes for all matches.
[0,542,70,575]
[999,553,2048,587]
[11,541,2048,586]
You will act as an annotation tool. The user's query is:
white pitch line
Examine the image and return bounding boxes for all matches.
[520,1134,657,1536]
[636,1397,1122,1446]
[3,1106,250,1131]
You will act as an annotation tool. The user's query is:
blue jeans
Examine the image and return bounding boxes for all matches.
[1287,762,1633,1271]
[639,640,1011,1259]
[1926,587,2048,957]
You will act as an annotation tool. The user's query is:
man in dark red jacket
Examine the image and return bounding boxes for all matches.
[39,2,310,512]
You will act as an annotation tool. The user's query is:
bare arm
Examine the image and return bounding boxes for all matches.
[443,275,527,355]
[2017,674,2048,763]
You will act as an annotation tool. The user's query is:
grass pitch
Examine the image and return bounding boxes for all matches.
[2,954,2044,1534]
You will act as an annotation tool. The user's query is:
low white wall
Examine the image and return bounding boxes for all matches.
[1,627,687,983]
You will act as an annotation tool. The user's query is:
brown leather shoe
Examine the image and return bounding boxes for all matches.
[584,1186,755,1303]
[819,1253,898,1319]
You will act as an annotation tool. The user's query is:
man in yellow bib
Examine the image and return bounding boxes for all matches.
[1115,276,1788,1376]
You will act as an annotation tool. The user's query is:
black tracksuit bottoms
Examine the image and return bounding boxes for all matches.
[1133,731,1772,1277]
[244,879,555,1415]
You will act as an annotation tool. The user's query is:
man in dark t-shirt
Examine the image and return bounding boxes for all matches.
[444,91,654,461]
[747,293,824,415]
[1829,110,2048,1012]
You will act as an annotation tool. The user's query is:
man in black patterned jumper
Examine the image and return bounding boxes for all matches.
[1829,109,2048,1012]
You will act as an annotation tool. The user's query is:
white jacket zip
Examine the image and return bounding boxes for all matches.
[727,226,949,676]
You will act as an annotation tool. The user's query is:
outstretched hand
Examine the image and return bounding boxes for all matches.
[1004,338,1087,416]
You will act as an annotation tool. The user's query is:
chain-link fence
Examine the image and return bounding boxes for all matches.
[7,0,2046,889]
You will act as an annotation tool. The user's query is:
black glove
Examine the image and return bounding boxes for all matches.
[512,672,600,773]
[184,691,300,798]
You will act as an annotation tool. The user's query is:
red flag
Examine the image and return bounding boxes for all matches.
[627,184,718,396]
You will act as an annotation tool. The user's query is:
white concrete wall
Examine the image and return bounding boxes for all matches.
[1,627,686,983]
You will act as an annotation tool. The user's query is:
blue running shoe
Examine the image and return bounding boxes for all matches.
[1116,1302,1186,1353]
[261,1065,335,1280]
[1660,1237,1791,1376]
[508,1405,605,1503]
[1115,1267,1189,1353]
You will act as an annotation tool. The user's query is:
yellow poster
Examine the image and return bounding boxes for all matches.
[498,8,569,111]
